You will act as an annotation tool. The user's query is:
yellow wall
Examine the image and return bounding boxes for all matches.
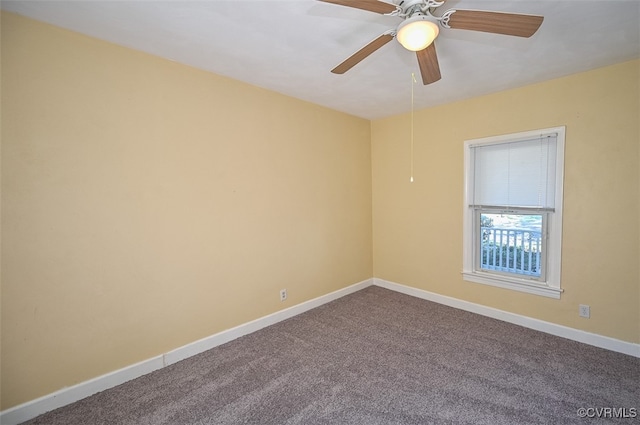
[372,60,639,344]
[0,12,373,409]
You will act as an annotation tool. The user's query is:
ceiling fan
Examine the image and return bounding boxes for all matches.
[319,0,544,84]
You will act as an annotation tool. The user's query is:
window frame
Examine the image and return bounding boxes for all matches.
[462,127,565,299]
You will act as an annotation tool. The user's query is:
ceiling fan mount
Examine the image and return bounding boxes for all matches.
[319,0,544,85]
[396,0,446,18]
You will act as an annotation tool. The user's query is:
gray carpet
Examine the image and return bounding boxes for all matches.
[21,286,639,424]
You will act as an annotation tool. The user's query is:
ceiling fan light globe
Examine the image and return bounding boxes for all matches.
[397,18,439,52]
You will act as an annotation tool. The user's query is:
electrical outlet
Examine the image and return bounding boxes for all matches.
[579,304,590,318]
[280,289,287,302]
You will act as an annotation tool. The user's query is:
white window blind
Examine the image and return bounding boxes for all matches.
[470,134,557,211]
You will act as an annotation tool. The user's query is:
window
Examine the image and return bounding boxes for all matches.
[463,127,565,298]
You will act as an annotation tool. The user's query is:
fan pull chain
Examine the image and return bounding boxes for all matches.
[410,72,417,183]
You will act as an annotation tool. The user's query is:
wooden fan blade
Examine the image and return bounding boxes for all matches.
[416,42,441,85]
[331,34,394,74]
[318,0,397,15]
[447,10,543,37]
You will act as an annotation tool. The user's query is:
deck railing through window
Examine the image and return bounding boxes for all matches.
[480,227,542,277]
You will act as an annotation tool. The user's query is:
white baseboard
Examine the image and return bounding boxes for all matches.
[4,276,637,424]
[373,278,640,358]
[163,278,373,366]
[0,356,165,425]
[0,278,373,425]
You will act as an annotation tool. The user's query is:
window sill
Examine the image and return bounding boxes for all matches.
[462,271,562,299]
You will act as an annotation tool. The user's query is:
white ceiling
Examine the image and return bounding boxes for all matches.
[3,0,639,120]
